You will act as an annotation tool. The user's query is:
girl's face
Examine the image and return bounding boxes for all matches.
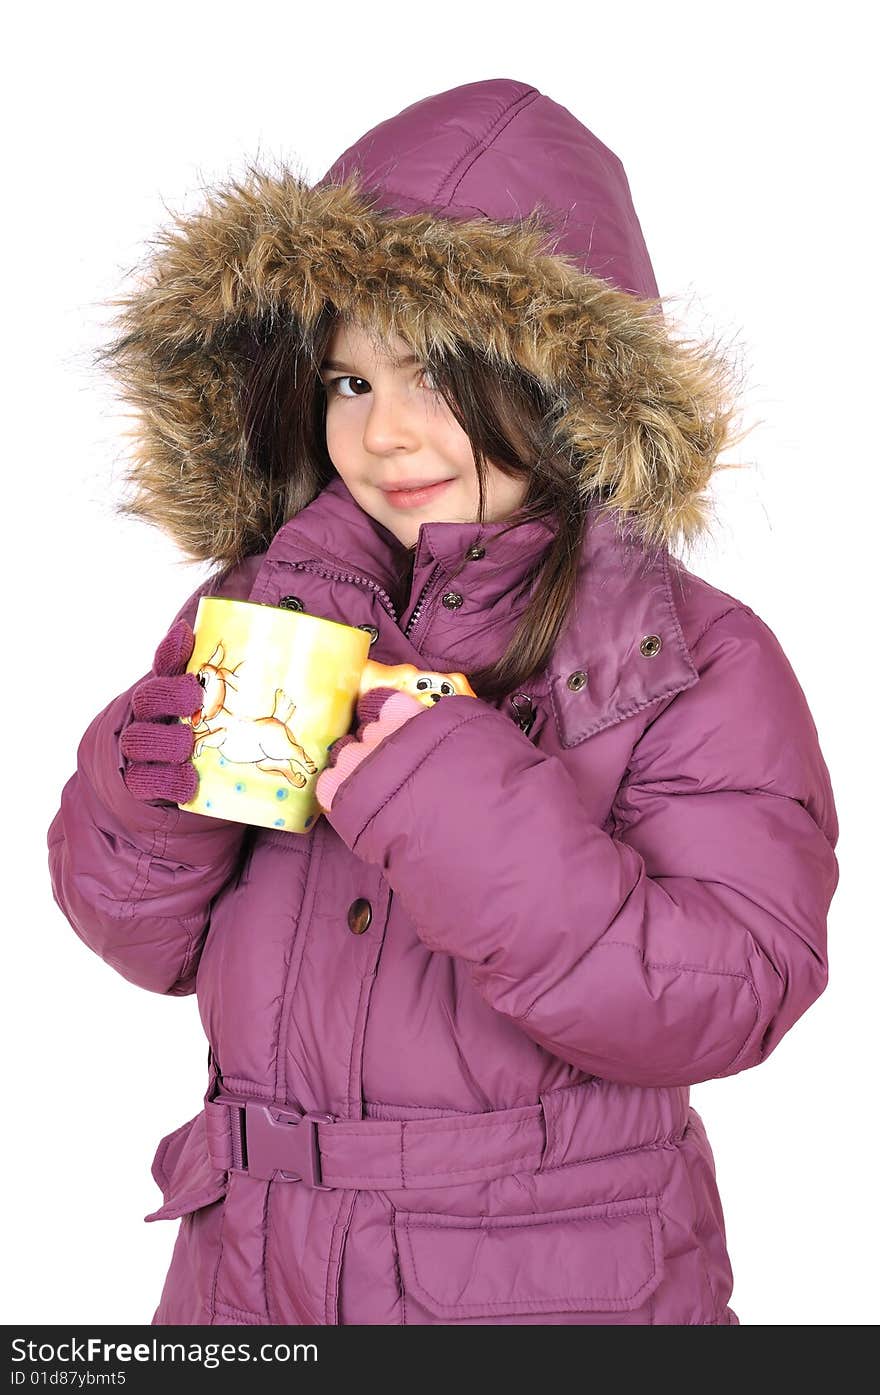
[320,320,528,549]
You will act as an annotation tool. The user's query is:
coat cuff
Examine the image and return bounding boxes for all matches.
[322,694,491,854]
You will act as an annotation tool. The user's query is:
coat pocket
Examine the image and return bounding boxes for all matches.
[393,1194,664,1324]
[144,1110,229,1223]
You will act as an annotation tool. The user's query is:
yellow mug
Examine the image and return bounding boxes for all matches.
[177,597,476,833]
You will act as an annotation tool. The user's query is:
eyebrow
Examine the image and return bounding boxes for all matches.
[319,354,422,373]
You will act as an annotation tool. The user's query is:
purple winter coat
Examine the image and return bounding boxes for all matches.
[47,78,839,1325]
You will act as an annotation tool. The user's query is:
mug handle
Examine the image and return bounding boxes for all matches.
[359,658,477,706]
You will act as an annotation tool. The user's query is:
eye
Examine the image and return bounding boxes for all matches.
[415,678,430,690]
[440,682,454,695]
[327,375,370,398]
[197,672,207,688]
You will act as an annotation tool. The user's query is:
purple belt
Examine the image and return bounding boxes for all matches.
[204,1080,689,1191]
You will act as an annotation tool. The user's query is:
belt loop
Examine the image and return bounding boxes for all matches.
[538,1081,597,1172]
[537,1089,557,1172]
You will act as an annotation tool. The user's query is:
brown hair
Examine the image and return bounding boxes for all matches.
[239,304,594,702]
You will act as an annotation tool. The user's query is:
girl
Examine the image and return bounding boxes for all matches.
[47,77,839,1326]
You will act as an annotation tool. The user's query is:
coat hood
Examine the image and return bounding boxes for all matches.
[97,77,744,566]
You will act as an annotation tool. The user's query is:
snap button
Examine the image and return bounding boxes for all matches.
[566,670,588,691]
[465,544,485,560]
[357,624,380,645]
[279,595,305,612]
[640,634,662,657]
[441,592,464,610]
[347,898,372,935]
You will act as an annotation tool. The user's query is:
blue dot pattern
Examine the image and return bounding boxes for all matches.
[274,818,286,827]
[234,782,245,793]
[219,758,227,766]
[276,788,288,800]
[304,815,314,829]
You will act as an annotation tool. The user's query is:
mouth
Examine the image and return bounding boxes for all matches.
[380,478,455,509]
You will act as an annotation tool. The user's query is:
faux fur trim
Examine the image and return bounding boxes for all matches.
[97,165,746,564]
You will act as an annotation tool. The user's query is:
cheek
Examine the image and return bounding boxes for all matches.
[485,464,528,513]
[434,417,477,473]
[325,412,352,470]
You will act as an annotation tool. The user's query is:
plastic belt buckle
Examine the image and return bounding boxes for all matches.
[242,1100,335,1189]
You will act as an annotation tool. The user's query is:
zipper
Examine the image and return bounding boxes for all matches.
[509,692,536,735]
[403,564,444,641]
[279,557,453,651]
[279,561,399,624]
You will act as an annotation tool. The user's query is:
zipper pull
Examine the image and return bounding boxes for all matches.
[509,692,536,736]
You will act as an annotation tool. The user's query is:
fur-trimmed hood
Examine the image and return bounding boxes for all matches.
[98,77,743,566]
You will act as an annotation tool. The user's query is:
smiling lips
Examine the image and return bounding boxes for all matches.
[381,478,454,508]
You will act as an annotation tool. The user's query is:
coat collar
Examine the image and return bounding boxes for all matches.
[264,473,557,603]
[260,476,699,749]
[546,510,700,746]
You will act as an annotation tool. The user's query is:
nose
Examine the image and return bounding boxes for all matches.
[361,388,421,456]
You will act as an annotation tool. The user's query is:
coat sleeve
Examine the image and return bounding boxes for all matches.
[46,555,265,997]
[323,604,840,1088]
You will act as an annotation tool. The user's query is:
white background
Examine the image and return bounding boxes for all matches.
[4,0,875,1327]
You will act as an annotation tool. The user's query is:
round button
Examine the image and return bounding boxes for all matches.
[357,624,380,645]
[442,592,464,610]
[465,544,485,560]
[347,898,372,935]
[279,595,304,612]
[566,670,588,691]
[640,634,662,657]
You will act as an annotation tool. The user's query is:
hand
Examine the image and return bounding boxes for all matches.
[316,686,425,814]
[120,619,204,804]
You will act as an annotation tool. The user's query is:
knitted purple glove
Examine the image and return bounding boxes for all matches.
[119,619,204,805]
[316,686,425,814]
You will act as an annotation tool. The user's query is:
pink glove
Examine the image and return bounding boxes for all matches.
[316,686,425,814]
[120,619,204,805]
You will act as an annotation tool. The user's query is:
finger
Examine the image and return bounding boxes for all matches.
[324,732,359,770]
[132,673,204,721]
[316,742,371,813]
[121,719,195,764]
[356,685,407,725]
[153,619,196,677]
[123,760,198,805]
[361,689,425,741]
